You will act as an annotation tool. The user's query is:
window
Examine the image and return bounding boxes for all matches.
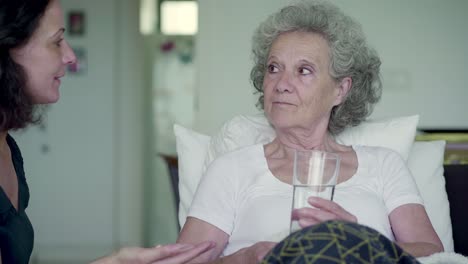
[160,1,198,35]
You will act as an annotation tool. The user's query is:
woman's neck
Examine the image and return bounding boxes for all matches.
[265,121,349,159]
[273,119,333,150]
[267,134,335,158]
[276,131,330,150]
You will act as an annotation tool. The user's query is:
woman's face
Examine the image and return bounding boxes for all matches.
[263,31,350,131]
[10,0,76,104]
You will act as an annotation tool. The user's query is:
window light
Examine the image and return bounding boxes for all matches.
[140,0,157,35]
[160,1,198,35]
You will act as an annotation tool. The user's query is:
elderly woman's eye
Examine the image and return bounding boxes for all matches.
[267,64,278,73]
[299,67,312,75]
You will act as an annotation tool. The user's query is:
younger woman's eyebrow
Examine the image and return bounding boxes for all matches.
[51,28,66,38]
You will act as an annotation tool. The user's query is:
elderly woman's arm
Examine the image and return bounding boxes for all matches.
[390,204,443,257]
[177,217,229,263]
[178,217,276,264]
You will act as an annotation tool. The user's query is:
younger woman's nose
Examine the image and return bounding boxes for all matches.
[62,41,77,65]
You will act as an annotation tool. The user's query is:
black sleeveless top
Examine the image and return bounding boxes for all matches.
[0,135,34,264]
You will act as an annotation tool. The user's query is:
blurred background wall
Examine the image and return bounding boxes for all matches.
[10,0,467,263]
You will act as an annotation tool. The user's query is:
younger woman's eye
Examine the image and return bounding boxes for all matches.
[55,38,64,47]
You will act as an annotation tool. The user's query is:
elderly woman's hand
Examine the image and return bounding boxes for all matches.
[292,197,357,228]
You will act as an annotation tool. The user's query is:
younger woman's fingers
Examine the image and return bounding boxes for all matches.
[140,244,191,261]
[155,241,216,264]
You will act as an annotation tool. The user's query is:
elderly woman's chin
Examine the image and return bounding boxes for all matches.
[265,111,297,130]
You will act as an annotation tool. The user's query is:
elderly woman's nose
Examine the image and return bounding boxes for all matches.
[275,72,294,93]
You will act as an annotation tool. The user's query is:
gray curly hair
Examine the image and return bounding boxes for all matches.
[250,0,382,135]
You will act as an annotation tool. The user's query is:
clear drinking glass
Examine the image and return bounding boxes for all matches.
[290,150,341,233]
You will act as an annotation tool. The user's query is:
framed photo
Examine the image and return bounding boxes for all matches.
[68,11,85,36]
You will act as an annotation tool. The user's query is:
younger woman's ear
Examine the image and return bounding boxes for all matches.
[333,77,352,106]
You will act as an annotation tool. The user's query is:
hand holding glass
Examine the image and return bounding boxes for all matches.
[290,150,341,233]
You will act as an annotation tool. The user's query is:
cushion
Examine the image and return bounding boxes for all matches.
[204,113,419,169]
[175,114,419,227]
[174,124,211,226]
[407,140,453,252]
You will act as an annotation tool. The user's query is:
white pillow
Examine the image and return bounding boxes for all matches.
[175,114,419,227]
[204,113,419,169]
[174,124,211,226]
[336,115,419,161]
[408,140,453,252]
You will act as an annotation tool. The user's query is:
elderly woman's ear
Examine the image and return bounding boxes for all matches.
[333,76,352,106]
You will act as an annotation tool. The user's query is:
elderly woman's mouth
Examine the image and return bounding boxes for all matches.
[273,101,295,106]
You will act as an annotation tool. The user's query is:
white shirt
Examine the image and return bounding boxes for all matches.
[188,144,423,256]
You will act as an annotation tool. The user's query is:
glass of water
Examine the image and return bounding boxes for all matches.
[290,150,341,233]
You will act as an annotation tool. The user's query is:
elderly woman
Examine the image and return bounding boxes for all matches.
[177,1,443,263]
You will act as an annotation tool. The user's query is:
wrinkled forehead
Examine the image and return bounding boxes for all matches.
[269,31,331,63]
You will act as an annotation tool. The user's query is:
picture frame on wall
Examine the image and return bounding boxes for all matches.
[68,11,85,36]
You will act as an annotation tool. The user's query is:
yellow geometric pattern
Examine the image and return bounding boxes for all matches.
[261,221,420,264]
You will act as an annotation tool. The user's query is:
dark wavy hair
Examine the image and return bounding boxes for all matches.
[0,0,51,130]
[250,0,382,135]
